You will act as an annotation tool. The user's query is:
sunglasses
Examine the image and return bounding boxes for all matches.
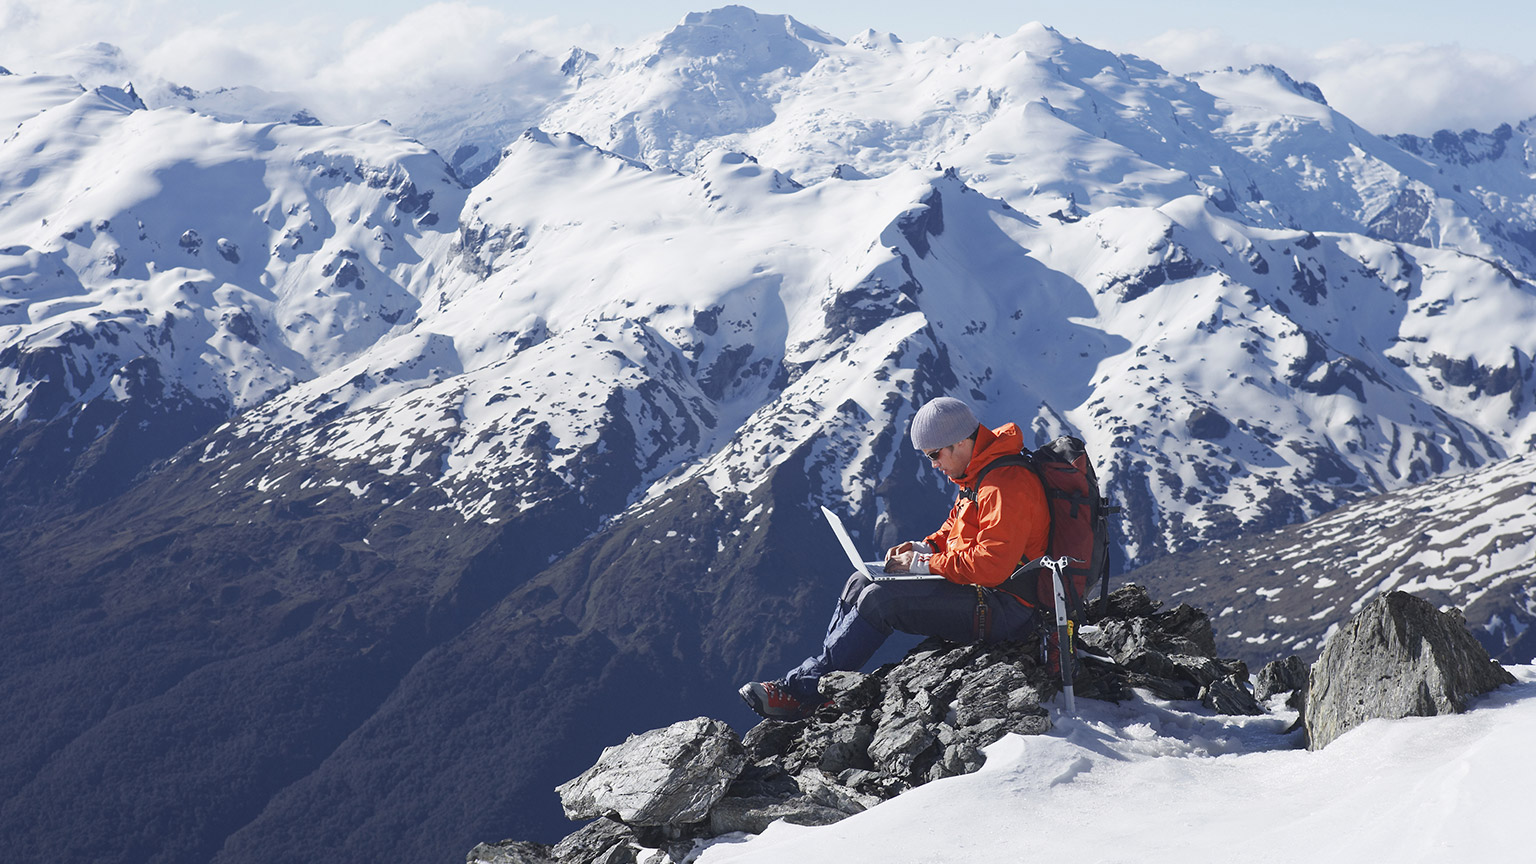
[924,446,947,461]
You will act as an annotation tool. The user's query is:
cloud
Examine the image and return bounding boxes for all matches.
[1303,40,1536,136]
[1126,27,1536,136]
[0,0,597,123]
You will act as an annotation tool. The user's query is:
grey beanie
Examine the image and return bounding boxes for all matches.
[910,397,979,451]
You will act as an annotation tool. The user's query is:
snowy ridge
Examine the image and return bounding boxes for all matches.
[693,668,1536,864]
[5,8,1536,863]
[7,15,1536,561]
[0,76,463,429]
[1134,451,1536,664]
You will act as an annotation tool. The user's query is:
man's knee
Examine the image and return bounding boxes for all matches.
[840,571,874,606]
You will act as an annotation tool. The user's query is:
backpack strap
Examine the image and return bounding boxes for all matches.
[958,452,1035,503]
[959,452,1050,608]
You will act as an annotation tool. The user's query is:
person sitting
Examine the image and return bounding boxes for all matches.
[740,396,1050,720]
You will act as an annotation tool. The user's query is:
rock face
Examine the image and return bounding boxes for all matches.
[1305,591,1516,750]
[556,718,747,826]
[1255,655,1310,712]
[473,585,1268,864]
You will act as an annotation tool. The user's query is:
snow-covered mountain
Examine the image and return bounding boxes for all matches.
[6,10,1535,562]
[1132,450,1536,666]
[2,7,1535,864]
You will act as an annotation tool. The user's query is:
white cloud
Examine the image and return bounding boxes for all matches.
[0,0,594,124]
[1126,27,1536,136]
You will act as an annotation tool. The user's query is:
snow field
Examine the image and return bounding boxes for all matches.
[693,668,1536,864]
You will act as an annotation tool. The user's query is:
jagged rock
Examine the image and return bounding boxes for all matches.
[1170,653,1223,687]
[549,819,634,864]
[466,839,554,864]
[794,767,881,814]
[1156,604,1219,657]
[479,585,1260,859]
[812,719,875,774]
[867,713,936,777]
[1099,583,1160,619]
[1255,655,1310,708]
[952,661,1033,727]
[740,719,804,762]
[819,670,882,711]
[556,717,747,825]
[707,794,850,836]
[1200,676,1263,716]
[1305,592,1517,750]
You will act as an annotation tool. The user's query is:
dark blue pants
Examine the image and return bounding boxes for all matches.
[780,571,1039,703]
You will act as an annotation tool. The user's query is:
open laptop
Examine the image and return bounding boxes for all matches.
[820,506,946,582]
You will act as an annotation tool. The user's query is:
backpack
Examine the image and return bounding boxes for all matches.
[960,435,1117,620]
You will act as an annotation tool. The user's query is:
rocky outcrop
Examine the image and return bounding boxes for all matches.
[1255,655,1310,711]
[1304,591,1516,750]
[556,718,747,826]
[471,585,1267,864]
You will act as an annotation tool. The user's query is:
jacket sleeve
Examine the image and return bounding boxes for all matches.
[922,502,959,553]
[929,466,1049,587]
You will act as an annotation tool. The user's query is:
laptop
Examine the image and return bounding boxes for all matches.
[820,506,946,582]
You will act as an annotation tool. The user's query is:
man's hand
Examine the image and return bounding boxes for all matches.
[884,541,915,573]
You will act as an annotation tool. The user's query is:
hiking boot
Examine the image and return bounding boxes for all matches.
[738,681,814,721]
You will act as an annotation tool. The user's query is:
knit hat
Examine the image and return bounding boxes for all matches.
[910,397,979,452]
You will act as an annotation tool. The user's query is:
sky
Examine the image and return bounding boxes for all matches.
[1,0,1534,135]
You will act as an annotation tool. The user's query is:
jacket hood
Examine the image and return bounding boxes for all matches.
[952,422,1025,486]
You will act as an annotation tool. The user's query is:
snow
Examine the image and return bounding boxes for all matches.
[691,668,1536,864]
[5,10,1536,563]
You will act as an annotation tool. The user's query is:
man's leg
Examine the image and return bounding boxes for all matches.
[779,572,889,703]
[780,575,1033,702]
[746,575,1040,719]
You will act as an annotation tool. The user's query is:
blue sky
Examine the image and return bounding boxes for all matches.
[239,0,1531,57]
[2,0,1533,134]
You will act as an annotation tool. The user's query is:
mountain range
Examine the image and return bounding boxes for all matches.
[2,6,1533,863]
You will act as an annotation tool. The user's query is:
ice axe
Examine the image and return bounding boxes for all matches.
[1019,554,1084,715]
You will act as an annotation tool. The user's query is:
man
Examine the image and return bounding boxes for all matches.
[740,396,1051,721]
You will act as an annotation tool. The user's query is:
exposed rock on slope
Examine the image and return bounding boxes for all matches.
[1126,453,1536,667]
[469,585,1262,864]
[1305,591,1515,750]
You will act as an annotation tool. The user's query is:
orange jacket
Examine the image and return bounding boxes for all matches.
[923,422,1050,588]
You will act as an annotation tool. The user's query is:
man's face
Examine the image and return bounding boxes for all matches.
[925,439,973,480]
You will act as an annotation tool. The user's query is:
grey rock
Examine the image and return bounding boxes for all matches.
[1005,712,1053,736]
[1200,676,1263,716]
[1004,683,1048,716]
[466,840,555,864]
[868,713,936,777]
[1124,672,1199,701]
[1156,603,1219,657]
[814,719,875,774]
[819,670,882,711]
[550,819,633,864]
[706,795,850,836]
[960,716,1011,749]
[722,761,798,802]
[1255,655,1310,705]
[794,767,881,814]
[556,717,747,826]
[741,719,804,761]
[1305,592,1516,750]
[952,662,1031,727]
[1169,653,1223,687]
[1101,583,1161,619]
[589,843,640,864]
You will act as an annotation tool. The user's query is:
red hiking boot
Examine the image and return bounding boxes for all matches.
[738,681,815,721]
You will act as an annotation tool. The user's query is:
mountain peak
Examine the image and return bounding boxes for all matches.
[654,5,840,76]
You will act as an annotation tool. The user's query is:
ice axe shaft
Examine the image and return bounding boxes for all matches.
[1042,556,1077,715]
